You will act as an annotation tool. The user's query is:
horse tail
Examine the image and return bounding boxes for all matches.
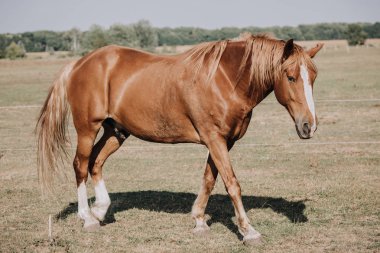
[35,61,76,194]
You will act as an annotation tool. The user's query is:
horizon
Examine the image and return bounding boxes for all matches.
[1,21,379,35]
[0,0,379,34]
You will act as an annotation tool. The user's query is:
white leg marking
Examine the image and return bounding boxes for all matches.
[94,179,110,205]
[77,181,91,220]
[77,181,100,230]
[300,64,316,134]
[193,217,210,234]
[91,179,111,221]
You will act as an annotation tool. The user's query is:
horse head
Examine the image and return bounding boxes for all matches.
[274,39,323,139]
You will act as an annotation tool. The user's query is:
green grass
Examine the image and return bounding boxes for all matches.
[0,47,379,252]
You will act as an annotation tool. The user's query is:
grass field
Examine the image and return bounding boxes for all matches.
[0,46,379,252]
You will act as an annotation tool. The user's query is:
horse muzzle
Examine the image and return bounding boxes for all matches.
[295,121,314,139]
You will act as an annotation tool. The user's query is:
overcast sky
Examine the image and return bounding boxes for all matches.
[0,0,379,33]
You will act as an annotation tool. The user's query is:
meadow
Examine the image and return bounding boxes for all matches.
[0,46,379,252]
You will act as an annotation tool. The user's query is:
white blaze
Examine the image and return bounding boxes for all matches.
[300,64,316,133]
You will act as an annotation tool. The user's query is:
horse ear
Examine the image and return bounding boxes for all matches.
[282,39,294,62]
[307,43,324,58]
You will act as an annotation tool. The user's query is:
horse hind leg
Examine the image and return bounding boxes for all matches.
[191,152,218,234]
[73,121,102,231]
[88,119,129,222]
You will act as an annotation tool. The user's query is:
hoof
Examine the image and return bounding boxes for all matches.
[91,205,108,221]
[83,220,101,232]
[192,224,210,235]
[243,232,262,246]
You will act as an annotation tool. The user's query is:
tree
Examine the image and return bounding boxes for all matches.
[5,41,26,59]
[1,22,379,54]
[156,27,184,46]
[346,24,368,45]
[215,27,242,40]
[108,23,139,47]
[81,25,109,52]
[363,22,380,38]
[133,20,158,50]
[20,32,36,52]
[278,26,304,40]
[65,28,82,54]
[0,34,11,58]
[17,41,26,54]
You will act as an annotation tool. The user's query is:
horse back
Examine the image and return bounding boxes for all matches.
[67,45,203,143]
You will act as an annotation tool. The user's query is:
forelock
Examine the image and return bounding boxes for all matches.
[282,45,317,74]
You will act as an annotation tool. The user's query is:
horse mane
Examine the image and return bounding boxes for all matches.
[182,33,317,92]
[234,33,284,92]
[183,39,228,84]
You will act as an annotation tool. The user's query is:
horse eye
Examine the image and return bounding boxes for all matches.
[287,76,296,83]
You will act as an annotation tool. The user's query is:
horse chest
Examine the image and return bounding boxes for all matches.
[204,105,252,141]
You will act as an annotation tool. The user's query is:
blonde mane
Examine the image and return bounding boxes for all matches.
[182,33,317,92]
[183,39,228,84]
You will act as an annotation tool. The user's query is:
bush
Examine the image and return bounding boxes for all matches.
[81,25,109,53]
[346,24,368,46]
[108,24,139,48]
[5,41,26,59]
[133,20,158,51]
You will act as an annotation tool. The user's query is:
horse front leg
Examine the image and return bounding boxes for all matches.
[205,135,261,244]
[191,151,218,233]
[191,142,234,234]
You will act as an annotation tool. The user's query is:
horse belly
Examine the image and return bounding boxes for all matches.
[109,79,200,144]
[117,107,199,143]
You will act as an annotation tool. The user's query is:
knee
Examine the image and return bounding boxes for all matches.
[94,158,105,170]
[73,157,88,182]
[91,158,104,176]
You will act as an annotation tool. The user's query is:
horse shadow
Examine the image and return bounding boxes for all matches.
[56,191,308,239]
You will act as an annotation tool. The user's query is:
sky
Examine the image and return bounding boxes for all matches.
[0,0,379,33]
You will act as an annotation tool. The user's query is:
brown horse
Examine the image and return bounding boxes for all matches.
[36,33,323,244]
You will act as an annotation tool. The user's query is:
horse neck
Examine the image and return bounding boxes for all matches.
[221,41,276,108]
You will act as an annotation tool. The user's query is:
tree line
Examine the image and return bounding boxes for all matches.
[0,20,379,59]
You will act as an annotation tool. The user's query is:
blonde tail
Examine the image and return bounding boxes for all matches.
[36,61,75,194]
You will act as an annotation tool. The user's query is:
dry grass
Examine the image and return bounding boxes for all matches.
[365,39,380,48]
[295,38,380,50]
[0,47,379,252]
[296,39,349,50]
[26,51,73,60]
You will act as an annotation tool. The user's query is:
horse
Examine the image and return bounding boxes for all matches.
[36,33,323,244]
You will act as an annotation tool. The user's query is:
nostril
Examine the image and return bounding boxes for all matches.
[302,122,311,135]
